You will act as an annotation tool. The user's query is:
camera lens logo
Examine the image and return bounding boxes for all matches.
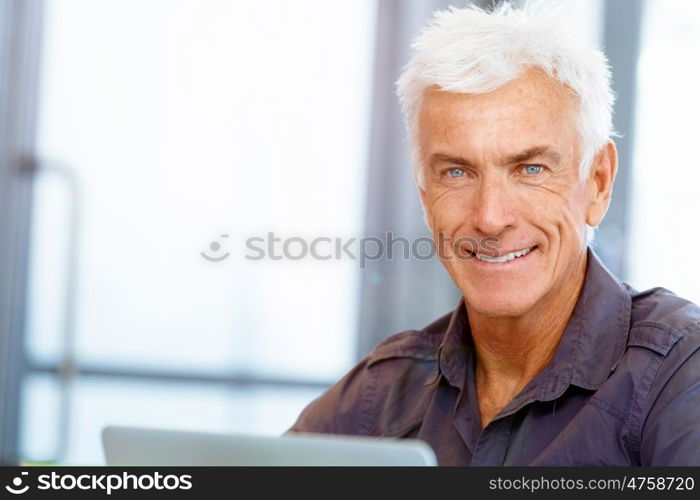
[5,472,29,495]
[201,234,230,262]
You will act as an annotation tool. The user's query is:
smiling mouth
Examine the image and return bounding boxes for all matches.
[468,245,538,264]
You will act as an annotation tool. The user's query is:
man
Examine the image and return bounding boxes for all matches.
[288,2,700,465]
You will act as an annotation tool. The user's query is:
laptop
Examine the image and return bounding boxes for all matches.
[102,425,437,466]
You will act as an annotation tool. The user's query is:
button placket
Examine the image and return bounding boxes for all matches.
[470,415,515,465]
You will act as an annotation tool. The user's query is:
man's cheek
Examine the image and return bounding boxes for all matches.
[432,192,470,225]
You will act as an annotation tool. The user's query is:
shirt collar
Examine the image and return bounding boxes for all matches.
[434,247,632,408]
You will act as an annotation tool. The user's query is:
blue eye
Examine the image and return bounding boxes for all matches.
[448,168,465,178]
[523,164,543,175]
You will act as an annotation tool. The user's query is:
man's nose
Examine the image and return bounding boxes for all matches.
[470,177,516,236]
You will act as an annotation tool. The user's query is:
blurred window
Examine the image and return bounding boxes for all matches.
[22,0,375,464]
[628,0,700,304]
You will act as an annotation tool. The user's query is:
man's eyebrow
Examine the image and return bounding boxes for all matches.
[503,145,561,165]
[427,152,474,168]
[427,146,562,170]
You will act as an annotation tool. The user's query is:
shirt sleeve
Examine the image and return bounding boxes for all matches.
[284,357,375,435]
[641,331,700,465]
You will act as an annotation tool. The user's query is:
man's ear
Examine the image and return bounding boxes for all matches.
[585,141,618,227]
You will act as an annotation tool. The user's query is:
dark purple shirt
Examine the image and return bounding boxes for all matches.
[288,249,700,465]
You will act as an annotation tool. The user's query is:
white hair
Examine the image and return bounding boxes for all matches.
[396,0,616,245]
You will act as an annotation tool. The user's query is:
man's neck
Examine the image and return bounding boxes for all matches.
[467,252,588,426]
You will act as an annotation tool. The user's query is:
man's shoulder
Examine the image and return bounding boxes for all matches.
[287,309,452,436]
[627,284,700,355]
[621,285,700,465]
[365,310,451,367]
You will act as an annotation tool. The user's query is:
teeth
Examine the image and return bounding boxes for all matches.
[476,246,534,263]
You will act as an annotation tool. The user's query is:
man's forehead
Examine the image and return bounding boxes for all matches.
[420,69,576,115]
[418,75,579,147]
[417,71,581,163]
